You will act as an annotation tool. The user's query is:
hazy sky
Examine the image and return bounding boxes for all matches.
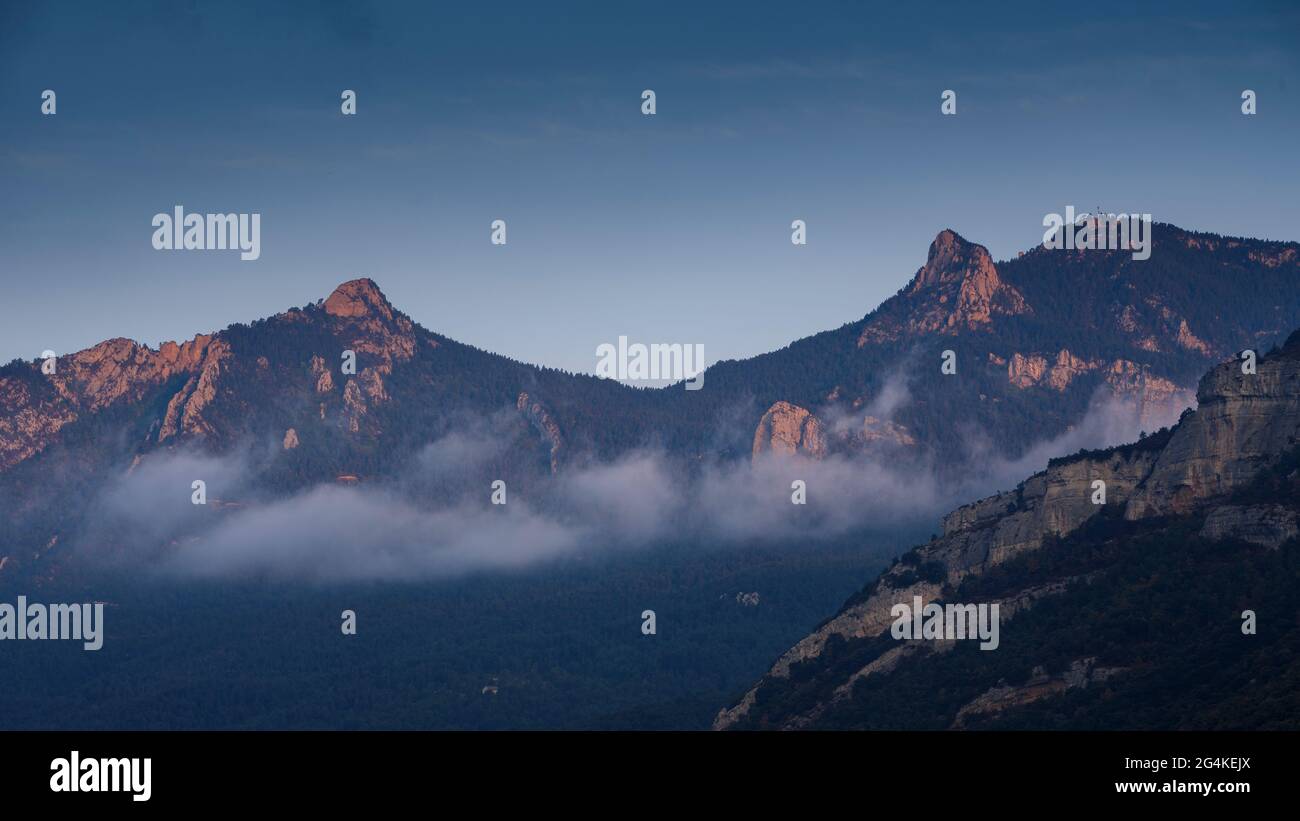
[2,0,1297,374]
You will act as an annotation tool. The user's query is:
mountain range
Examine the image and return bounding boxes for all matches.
[3,222,1300,581]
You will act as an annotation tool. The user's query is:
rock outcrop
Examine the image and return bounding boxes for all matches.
[951,658,1123,728]
[1200,504,1297,549]
[0,333,232,468]
[858,230,1030,345]
[858,416,916,447]
[323,278,417,366]
[0,279,430,472]
[517,392,565,474]
[311,356,334,393]
[1126,344,1300,518]
[1003,349,1196,428]
[158,338,231,441]
[317,280,417,436]
[752,401,827,460]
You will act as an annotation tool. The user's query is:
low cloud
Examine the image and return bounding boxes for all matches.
[954,388,1189,500]
[78,444,940,583]
[166,488,577,582]
[71,385,1190,583]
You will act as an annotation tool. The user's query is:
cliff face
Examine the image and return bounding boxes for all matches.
[715,333,1300,730]
[0,334,226,470]
[1126,347,1300,518]
[0,279,419,472]
[752,401,827,460]
[157,338,231,442]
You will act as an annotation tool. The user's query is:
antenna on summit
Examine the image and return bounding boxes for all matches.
[1090,204,1111,231]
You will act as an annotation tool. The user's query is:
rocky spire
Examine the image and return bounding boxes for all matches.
[908,229,994,293]
[905,229,1030,331]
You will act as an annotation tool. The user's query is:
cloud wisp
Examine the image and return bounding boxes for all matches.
[71,383,1189,583]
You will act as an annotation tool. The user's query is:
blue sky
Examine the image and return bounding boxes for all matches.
[2,0,1297,373]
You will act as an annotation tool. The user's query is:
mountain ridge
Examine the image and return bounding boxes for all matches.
[3,222,1300,580]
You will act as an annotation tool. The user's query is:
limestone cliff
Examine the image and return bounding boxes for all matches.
[716,332,1300,730]
[1126,345,1300,517]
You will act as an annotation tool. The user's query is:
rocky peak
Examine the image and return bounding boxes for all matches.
[324,278,396,321]
[909,229,993,293]
[321,278,416,370]
[0,279,424,470]
[860,230,1031,345]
